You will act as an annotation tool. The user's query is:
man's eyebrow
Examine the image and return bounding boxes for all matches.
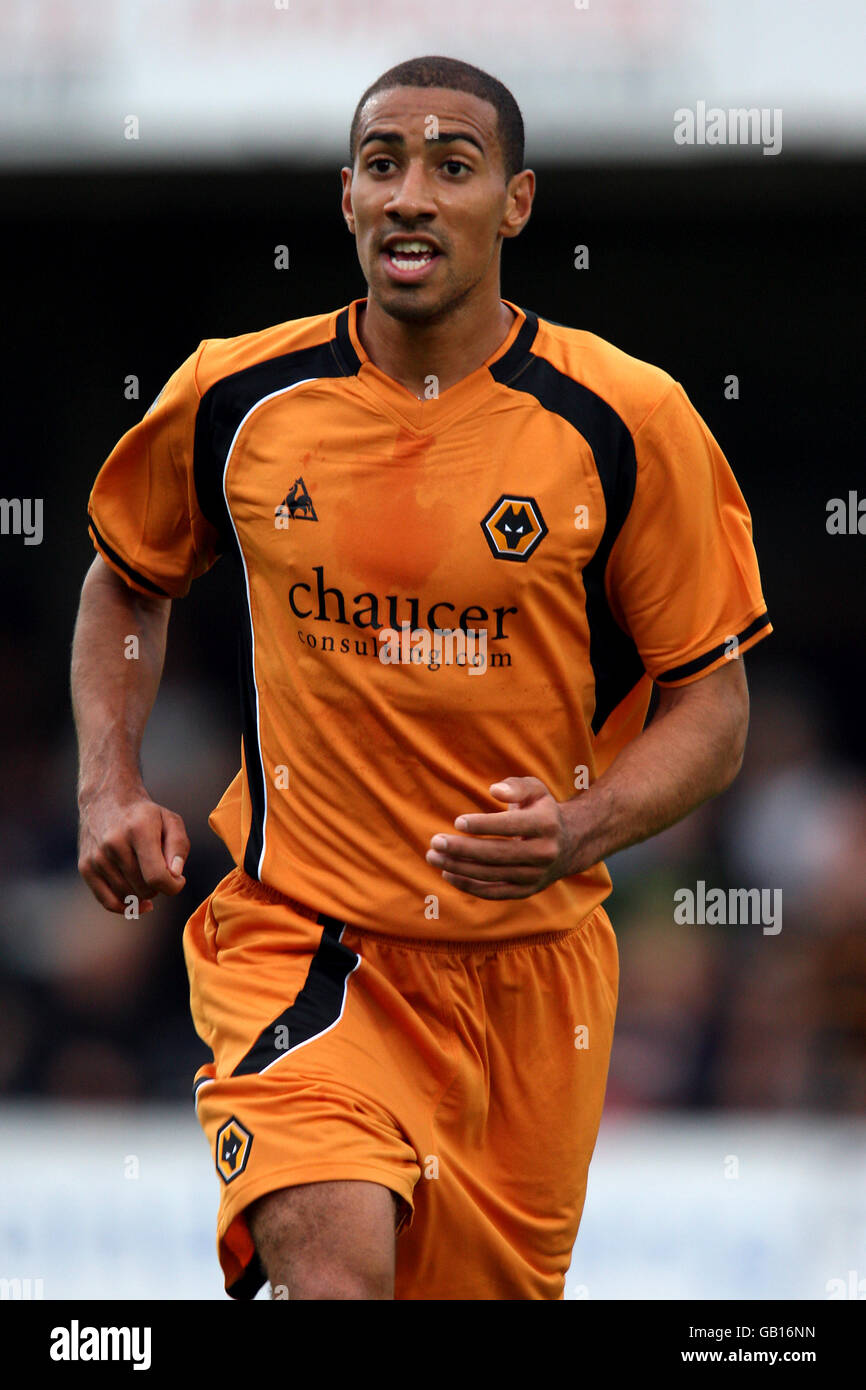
[359,129,486,156]
[431,131,485,155]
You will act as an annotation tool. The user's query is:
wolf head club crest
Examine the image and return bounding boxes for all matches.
[215,1117,253,1184]
[481,494,547,561]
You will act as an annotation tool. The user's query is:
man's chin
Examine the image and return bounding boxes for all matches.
[369,279,470,326]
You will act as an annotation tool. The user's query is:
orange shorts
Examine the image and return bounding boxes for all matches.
[183,866,619,1300]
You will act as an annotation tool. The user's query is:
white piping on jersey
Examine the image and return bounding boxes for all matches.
[193,1075,214,1113]
[221,378,319,880]
[258,926,362,1075]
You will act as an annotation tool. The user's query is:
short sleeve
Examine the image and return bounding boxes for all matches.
[87,342,221,598]
[606,382,771,685]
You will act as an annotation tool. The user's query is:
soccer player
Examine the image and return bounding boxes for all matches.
[71,55,772,1300]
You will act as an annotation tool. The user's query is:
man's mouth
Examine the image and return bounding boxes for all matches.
[381,238,442,281]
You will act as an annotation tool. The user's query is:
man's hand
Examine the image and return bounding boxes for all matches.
[425,659,751,902]
[78,786,189,915]
[426,776,573,900]
[72,555,184,916]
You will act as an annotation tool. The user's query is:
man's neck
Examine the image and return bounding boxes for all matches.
[356,291,516,399]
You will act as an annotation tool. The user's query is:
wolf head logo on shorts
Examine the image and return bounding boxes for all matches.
[215,1117,253,1184]
[481,495,547,561]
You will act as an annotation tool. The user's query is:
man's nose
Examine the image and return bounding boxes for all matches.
[384,159,437,220]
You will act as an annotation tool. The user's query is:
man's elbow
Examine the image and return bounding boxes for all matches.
[720,718,748,791]
[715,669,751,793]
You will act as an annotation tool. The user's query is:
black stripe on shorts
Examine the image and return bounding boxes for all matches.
[231,913,359,1078]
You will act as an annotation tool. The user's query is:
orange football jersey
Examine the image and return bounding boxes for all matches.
[88,297,771,941]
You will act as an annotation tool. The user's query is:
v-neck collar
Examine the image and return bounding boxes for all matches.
[336,296,538,434]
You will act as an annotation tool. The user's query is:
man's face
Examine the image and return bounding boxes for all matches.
[341,86,530,323]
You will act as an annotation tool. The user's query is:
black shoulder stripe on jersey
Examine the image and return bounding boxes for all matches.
[333,305,363,375]
[192,330,361,880]
[193,338,354,548]
[88,517,172,598]
[489,308,539,383]
[491,345,645,734]
[656,612,771,684]
[230,914,358,1077]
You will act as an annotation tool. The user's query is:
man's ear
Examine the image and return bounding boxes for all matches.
[340,167,355,234]
[500,168,535,241]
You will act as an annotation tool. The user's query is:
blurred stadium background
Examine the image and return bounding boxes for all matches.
[1,0,864,1300]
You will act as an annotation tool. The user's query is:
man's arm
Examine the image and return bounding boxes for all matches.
[71,554,190,913]
[425,657,750,898]
[560,655,749,873]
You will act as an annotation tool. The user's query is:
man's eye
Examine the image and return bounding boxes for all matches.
[444,160,468,175]
[368,157,393,173]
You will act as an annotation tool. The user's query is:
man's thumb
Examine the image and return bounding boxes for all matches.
[163,824,187,878]
[489,776,541,802]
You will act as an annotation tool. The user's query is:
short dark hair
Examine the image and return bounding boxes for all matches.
[349,55,525,182]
